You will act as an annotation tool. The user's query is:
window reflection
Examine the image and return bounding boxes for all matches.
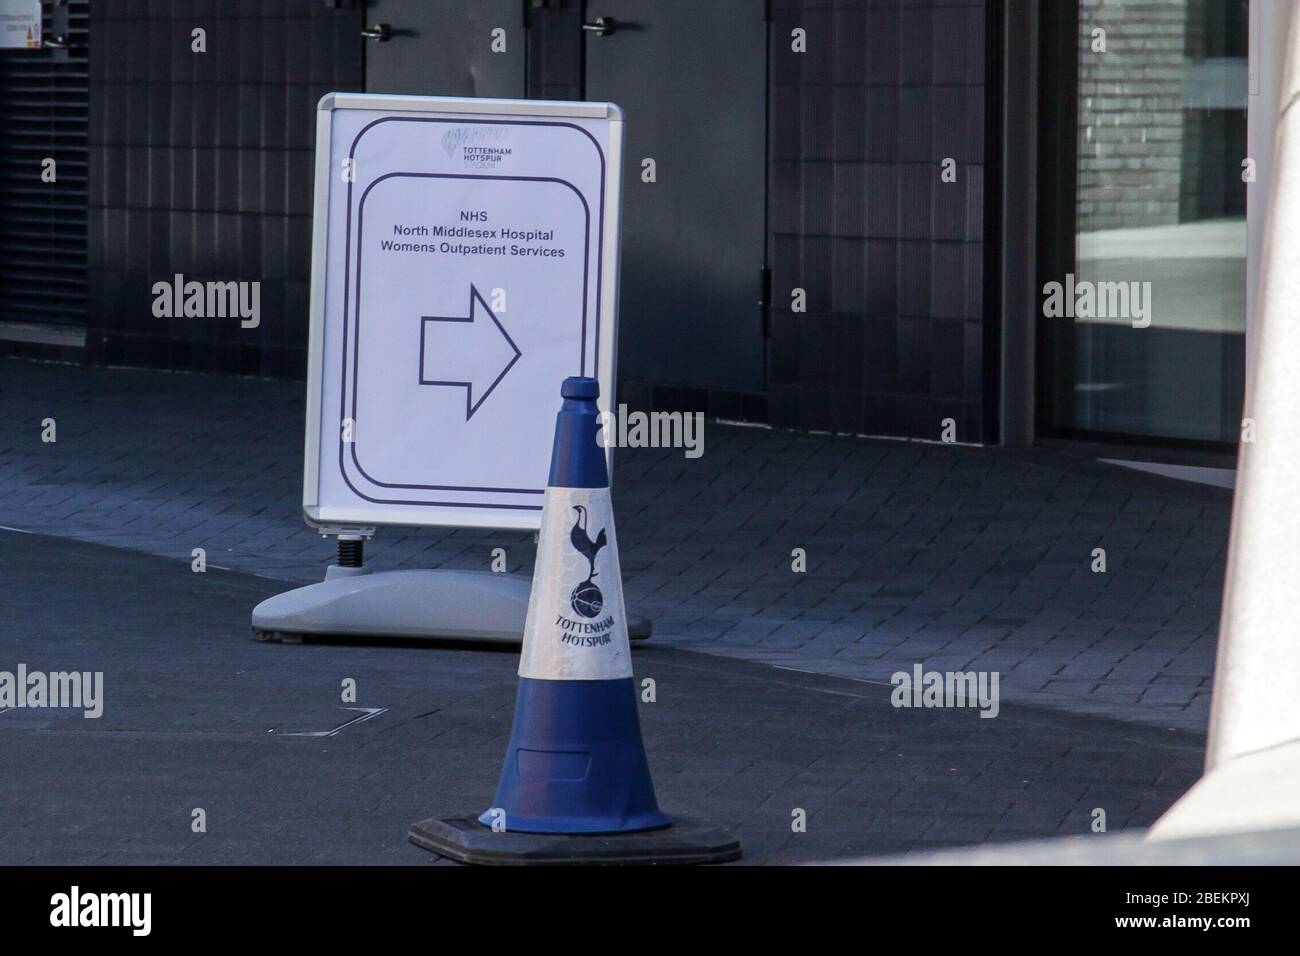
[1068,0,1247,443]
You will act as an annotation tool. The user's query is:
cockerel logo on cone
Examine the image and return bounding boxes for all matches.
[568,505,607,618]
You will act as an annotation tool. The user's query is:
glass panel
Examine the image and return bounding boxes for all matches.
[1065,0,1247,443]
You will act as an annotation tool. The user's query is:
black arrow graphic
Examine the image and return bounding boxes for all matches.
[419,284,522,420]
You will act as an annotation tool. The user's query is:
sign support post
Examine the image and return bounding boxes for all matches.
[250,93,650,645]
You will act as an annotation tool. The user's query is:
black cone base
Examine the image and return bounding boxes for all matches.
[409,816,741,866]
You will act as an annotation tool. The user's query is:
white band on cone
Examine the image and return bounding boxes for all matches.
[518,486,632,681]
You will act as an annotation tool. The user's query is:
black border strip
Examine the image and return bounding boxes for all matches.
[983,0,1006,444]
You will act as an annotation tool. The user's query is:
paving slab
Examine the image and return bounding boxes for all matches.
[0,359,1231,731]
[0,529,1207,864]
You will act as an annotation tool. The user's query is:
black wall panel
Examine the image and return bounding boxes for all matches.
[71,0,997,443]
[364,0,525,98]
[0,0,90,338]
[527,0,582,101]
[87,0,362,378]
[768,0,993,442]
[586,0,769,396]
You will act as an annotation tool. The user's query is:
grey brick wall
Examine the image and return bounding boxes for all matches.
[1076,0,1188,232]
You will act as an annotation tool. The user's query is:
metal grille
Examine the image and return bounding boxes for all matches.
[0,1,89,332]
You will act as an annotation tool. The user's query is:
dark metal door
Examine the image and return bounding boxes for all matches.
[363,0,525,97]
[583,0,768,393]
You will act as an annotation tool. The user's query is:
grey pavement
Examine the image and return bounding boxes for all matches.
[0,530,1204,864]
[0,359,1230,731]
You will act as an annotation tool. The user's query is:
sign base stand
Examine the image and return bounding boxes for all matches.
[250,569,653,645]
[409,816,741,866]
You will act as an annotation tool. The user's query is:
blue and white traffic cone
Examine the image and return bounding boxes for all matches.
[410,377,740,864]
[480,375,669,834]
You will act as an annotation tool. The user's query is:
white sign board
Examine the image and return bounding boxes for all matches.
[304,94,624,531]
[0,0,40,49]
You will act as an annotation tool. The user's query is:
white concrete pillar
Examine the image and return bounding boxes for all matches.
[1207,0,1300,771]
[1247,0,1294,356]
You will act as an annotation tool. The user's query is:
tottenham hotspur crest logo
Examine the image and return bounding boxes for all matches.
[568,505,608,618]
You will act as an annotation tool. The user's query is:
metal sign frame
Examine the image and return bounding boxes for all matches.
[302,93,624,533]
